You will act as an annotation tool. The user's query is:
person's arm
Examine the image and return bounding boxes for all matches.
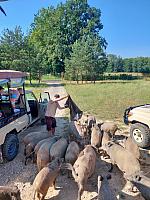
[54,94,69,102]
[56,102,66,110]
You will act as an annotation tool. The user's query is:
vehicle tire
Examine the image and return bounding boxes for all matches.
[41,118,46,125]
[2,133,19,161]
[130,123,150,148]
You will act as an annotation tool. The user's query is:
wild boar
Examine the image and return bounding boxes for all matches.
[50,138,68,159]
[98,132,112,158]
[0,186,21,200]
[37,137,57,171]
[124,136,140,160]
[98,122,118,138]
[23,131,49,146]
[65,141,80,165]
[125,174,150,200]
[24,142,35,165]
[63,145,96,200]
[105,142,141,177]
[34,137,59,158]
[98,174,117,200]
[33,158,63,200]
[91,124,103,148]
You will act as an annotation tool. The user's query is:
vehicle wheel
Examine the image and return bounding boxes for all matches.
[41,118,46,125]
[2,133,19,161]
[130,123,150,148]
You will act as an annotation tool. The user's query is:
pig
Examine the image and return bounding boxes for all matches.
[23,131,49,146]
[105,142,141,177]
[98,122,118,138]
[65,141,80,165]
[33,158,63,200]
[63,145,96,200]
[24,142,35,165]
[98,131,112,158]
[65,141,80,177]
[50,138,68,160]
[91,124,103,148]
[98,174,117,200]
[37,137,58,171]
[34,137,59,160]
[0,186,21,200]
[125,173,150,200]
[124,136,140,160]
[78,114,96,136]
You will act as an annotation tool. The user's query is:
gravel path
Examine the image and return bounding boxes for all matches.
[0,81,147,200]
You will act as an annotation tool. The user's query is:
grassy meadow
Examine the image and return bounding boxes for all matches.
[65,80,150,122]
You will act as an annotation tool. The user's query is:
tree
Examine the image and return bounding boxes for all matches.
[29,0,107,76]
[0,26,28,71]
[107,54,124,72]
[65,34,107,83]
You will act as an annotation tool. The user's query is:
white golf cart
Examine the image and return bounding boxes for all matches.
[0,70,50,161]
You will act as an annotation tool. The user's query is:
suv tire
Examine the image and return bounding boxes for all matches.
[2,133,19,161]
[130,123,150,148]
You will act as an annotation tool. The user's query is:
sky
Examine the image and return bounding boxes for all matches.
[0,0,150,58]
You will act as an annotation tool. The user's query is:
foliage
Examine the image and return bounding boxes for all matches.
[65,34,107,82]
[29,0,107,77]
[107,54,150,74]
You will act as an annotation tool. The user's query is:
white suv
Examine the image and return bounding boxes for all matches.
[124,104,150,148]
[0,70,49,162]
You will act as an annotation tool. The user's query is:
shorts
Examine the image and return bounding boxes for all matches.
[45,116,56,131]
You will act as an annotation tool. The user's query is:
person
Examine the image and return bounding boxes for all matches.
[0,86,4,101]
[10,89,19,109]
[45,94,69,136]
[16,88,25,109]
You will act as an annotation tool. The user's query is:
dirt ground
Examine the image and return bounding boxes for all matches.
[0,81,150,200]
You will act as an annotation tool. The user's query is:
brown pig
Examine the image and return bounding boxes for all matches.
[105,142,141,177]
[33,158,63,200]
[50,138,68,160]
[124,136,140,160]
[37,137,57,171]
[63,145,96,200]
[0,186,21,200]
[91,124,103,148]
[98,122,118,138]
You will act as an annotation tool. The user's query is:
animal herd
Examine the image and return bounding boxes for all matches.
[0,114,150,200]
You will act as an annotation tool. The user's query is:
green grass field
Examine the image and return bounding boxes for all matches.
[65,80,150,122]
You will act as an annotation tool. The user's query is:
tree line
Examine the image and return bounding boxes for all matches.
[107,54,150,74]
[0,0,150,83]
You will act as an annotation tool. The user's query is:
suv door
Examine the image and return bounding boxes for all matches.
[39,92,50,124]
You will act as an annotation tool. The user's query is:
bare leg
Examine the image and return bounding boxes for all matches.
[48,130,52,136]
[51,128,55,135]
[53,179,56,190]
[77,183,84,200]
[41,195,45,200]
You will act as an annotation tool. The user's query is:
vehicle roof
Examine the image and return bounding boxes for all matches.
[0,70,27,79]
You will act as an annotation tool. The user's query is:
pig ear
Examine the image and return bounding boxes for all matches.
[106,174,111,180]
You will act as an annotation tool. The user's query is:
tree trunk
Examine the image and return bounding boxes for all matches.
[81,73,83,84]
[29,69,32,85]
[76,73,79,84]
[38,70,41,84]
